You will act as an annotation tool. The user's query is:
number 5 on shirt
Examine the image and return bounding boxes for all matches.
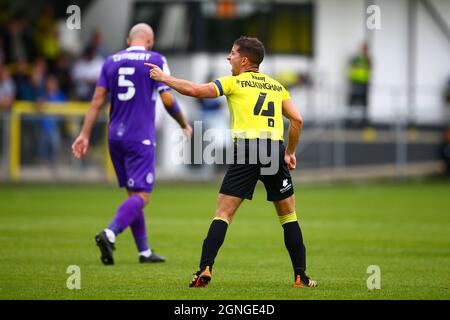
[118,67,136,101]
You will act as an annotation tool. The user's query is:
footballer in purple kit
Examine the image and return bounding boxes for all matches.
[72,23,192,265]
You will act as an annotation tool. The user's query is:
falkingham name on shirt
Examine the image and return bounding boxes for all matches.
[238,75,283,92]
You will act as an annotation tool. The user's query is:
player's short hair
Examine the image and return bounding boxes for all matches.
[233,36,265,66]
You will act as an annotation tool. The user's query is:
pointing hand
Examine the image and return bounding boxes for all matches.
[144,63,165,82]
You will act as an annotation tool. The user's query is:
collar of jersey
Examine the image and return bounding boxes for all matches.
[126,46,146,51]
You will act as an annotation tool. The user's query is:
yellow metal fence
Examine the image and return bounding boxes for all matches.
[8,101,114,181]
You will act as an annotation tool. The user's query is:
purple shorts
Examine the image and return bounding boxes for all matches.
[108,139,155,193]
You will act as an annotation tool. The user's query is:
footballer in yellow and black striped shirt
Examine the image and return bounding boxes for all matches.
[147,36,317,288]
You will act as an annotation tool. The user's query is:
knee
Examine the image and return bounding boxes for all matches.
[136,192,150,206]
[274,195,296,216]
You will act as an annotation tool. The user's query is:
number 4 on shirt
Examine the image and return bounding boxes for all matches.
[253,92,275,127]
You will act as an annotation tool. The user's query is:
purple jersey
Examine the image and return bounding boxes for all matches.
[97,46,170,142]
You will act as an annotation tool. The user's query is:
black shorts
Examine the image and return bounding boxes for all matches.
[219,139,294,201]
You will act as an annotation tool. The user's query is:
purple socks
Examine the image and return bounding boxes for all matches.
[107,195,149,252]
[108,195,144,233]
[131,210,149,252]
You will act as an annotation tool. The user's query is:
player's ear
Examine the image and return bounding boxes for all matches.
[147,38,154,50]
[126,37,131,46]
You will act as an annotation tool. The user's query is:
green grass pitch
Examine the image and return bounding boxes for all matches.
[0,180,449,300]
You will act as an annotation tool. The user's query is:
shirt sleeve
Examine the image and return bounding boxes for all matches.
[96,61,109,89]
[155,55,171,93]
[213,75,236,97]
[281,85,291,101]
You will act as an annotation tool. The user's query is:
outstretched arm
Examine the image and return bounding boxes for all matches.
[145,63,217,99]
[71,86,107,159]
[282,99,303,170]
[160,90,192,138]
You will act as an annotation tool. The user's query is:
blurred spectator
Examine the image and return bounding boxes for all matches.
[444,76,450,125]
[54,54,74,98]
[57,20,82,56]
[19,58,47,164]
[199,74,225,132]
[71,45,104,101]
[12,58,33,100]
[29,57,47,101]
[439,127,450,180]
[36,75,66,166]
[276,70,313,90]
[34,4,60,71]
[1,11,37,65]
[199,74,223,128]
[199,95,226,174]
[89,30,108,58]
[0,62,15,111]
[0,62,15,172]
[0,36,5,64]
[12,57,51,101]
[196,74,227,175]
[199,96,222,122]
[347,42,372,126]
[0,0,11,28]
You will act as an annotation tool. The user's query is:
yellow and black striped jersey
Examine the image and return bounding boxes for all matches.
[213,72,290,141]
